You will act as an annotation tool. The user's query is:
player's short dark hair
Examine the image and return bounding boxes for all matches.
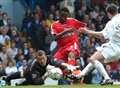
[106,4,118,15]
[60,7,69,14]
[37,50,46,56]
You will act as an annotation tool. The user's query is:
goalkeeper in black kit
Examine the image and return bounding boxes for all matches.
[4,50,78,85]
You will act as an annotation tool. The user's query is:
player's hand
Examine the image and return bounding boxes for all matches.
[46,64,55,70]
[79,27,88,34]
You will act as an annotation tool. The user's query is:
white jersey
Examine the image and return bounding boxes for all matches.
[102,14,120,48]
[99,14,120,61]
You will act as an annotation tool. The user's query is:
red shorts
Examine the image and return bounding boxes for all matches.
[54,42,80,62]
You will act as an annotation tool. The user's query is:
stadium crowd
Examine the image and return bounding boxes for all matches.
[0,0,120,86]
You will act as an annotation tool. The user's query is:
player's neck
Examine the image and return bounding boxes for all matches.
[60,21,67,24]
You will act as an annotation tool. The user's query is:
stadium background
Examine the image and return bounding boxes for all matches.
[0,0,120,86]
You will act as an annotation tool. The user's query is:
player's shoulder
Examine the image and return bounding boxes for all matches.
[51,20,59,27]
[114,13,120,18]
[112,14,120,22]
[68,18,87,26]
[52,20,59,25]
[51,21,60,29]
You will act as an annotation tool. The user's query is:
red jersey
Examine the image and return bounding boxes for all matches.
[51,18,86,47]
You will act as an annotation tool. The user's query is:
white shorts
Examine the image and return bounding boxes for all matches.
[96,43,120,63]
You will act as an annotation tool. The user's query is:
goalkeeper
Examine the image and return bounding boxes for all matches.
[4,50,78,85]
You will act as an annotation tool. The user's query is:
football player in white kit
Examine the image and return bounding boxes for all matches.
[78,4,120,85]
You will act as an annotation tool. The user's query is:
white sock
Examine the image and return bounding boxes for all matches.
[94,60,110,80]
[80,63,94,77]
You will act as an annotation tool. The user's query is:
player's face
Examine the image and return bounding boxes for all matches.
[107,12,113,19]
[37,55,47,66]
[59,11,68,24]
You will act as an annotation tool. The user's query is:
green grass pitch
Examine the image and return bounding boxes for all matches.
[1,84,120,88]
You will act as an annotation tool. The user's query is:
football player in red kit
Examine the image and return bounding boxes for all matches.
[51,7,86,63]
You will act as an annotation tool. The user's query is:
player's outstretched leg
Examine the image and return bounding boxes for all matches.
[79,51,113,85]
[94,61,113,85]
[89,52,113,85]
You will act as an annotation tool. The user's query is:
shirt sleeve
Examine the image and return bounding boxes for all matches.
[30,68,44,85]
[101,21,114,39]
[74,19,87,29]
[51,23,57,35]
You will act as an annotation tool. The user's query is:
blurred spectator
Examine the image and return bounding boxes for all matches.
[54,10,60,20]
[30,13,42,49]
[106,61,120,81]
[34,5,44,20]
[6,41,18,63]
[23,42,29,59]
[10,27,23,48]
[28,48,36,65]
[0,61,5,77]
[48,5,56,18]
[41,20,52,54]
[5,60,18,76]
[16,55,25,69]
[85,0,92,10]
[83,14,91,25]
[7,18,13,28]
[0,26,10,48]
[46,14,54,29]
[0,12,9,27]
[21,8,33,38]
[32,17,48,51]
[18,59,28,73]
[0,45,9,67]
[0,11,2,20]
[14,48,23,62]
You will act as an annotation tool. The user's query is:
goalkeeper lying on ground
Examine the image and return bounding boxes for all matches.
[3,50,79,85]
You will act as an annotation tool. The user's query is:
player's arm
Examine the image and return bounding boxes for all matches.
[55,27,75,40]
[51,23,75,40]
[54,30,67,40]
[80,27,104,39]
[29,67,45,84]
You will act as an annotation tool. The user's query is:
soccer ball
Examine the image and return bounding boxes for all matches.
[48,67,63,80]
